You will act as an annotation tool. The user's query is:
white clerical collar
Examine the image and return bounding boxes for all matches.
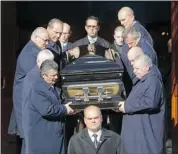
[88,35,97,44]
[88,129,102,142]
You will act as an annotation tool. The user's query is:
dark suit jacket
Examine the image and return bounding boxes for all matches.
[61,41,73,53]
[122,65,165,154]
[60,41,73,69]
[72,36,111,57]
[134,21,153,46]
[10,40,41,138]
[46,40,62,70]
[68,128,127,154]
[24,76,67,154]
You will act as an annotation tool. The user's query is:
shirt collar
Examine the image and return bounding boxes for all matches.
[60,42,68,47]
[88,35,97,44]
[88,129,102,140]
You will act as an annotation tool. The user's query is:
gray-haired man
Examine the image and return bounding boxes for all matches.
[118,54,165,154]
[24,60,74,154]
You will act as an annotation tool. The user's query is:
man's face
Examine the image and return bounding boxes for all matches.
[59,25,71,43]
[36,33,49,49]
[84,109,102,132]
[85,19,99,38]
[48,23,63,42]
[133,61,148,79]
[125,34,138,48]
[42,69,58,85]
[114,31,124,46]
[118,12,133,28]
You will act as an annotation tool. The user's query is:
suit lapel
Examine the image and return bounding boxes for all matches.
[82,128,96,150]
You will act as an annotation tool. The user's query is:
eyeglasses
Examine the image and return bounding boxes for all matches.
[36,35,49,42]
[45,73,59,78]
[86,25,98,29]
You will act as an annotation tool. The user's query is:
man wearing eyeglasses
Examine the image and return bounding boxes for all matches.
[72,16,111,57]
[47,18,64,70]
[8,27,49,154]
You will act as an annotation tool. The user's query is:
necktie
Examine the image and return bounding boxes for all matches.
[93,134,98,148]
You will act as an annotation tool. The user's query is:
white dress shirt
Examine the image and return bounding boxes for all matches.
[88,129,102,142]
[60,42,68,52]
[88,35,97,44]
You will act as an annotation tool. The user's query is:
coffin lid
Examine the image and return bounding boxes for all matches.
[60,54,124,76]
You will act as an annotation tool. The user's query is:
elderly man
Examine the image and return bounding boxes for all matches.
[68,105,126,154]
[72,16,111,58]
[59,23,72,53]
[22,49,54,113]
[21,49,54,153]
[118,6,153,45]
[117,27,158,85]
[59,22,73,69]
[24,60,74,154]
[46,18,64,70]
[118,54,165,154]
[8,27,49,154]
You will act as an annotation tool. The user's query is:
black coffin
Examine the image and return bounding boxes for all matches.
[60,54,125,110]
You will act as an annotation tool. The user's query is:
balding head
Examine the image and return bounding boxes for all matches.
[128,47,144,66]
[114,26,124,46]
[118,6,135,28]
[84,105,102,133]
[36,49,54,67]
[59,23,72,43]
[47,18,63,42]
[31,27,49,49]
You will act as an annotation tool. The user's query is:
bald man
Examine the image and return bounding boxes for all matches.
[59,23,72,53]
[118,6,153,45]
[8,27,49,154]
[68,106,126,154]
[59,23,73,69]
[111,26,124,58]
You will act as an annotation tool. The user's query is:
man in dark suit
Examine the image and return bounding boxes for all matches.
[72,16,111,57]
[59,23,73,53]
[46,18,64,70]
[118,55,165,154]
[68,105,126,154]
[8,27,49,154]
[59,22,73,69]
[23,60,74,154]
[118,6,153,46]
[109,26,125,135]
[21,49,54,153]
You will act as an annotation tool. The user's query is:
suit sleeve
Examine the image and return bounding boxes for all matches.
[117,138,127,154]
[67,136,75,154]
[31,88,67,117]
[125,76,162,113]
